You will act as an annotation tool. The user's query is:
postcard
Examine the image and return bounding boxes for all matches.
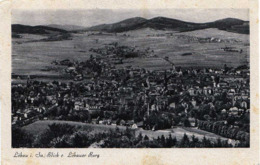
[0,0,259,164]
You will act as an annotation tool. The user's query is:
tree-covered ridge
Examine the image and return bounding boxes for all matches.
[12,123,248,148]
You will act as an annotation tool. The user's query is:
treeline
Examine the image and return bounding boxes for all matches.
[12,123,247,148]
[197,120,249,146]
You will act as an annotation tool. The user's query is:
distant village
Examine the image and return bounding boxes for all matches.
[12,54,250,144]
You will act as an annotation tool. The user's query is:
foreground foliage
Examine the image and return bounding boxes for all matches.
[12,123,248,148]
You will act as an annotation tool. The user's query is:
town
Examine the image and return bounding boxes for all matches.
[11,54,250,147]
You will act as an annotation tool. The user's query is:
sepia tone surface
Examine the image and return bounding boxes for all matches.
[1,0,259,164]
[11,9,250,148]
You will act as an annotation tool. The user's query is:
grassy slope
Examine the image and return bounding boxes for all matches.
[22,120,236,144]
[181,28,249,42]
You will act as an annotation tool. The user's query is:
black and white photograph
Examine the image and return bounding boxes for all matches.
[11,8,250,148]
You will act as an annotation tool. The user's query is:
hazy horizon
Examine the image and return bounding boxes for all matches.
[12,9,249,27]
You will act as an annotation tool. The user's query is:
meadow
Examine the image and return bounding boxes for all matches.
[12,28,249,82]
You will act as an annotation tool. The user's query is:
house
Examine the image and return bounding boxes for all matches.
[74,101,81,110]
[111,120,117,126]
[24,110,38,119]
[89,105,101,111]
[241,101,248,109]
[85,103,90,110]
[188,88,196,96]
[221,109,227,114]
[126,120,135,126]
[65,67,76,73]
[132,124,138,129]
[151,104,158,111]
[218,82,228,88]
[36,107,45,113]
[136,121,143,127]
[188,117,196,127]
[191,99,197,107]
[241,95,249,100]
[169,102,176,109]
[102,120,110,125]
[229,107,239,116]
[74,101,84,111]
[120,120,126,126]
[203,87,208,95]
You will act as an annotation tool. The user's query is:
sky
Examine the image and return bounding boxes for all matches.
[12,9,249,27]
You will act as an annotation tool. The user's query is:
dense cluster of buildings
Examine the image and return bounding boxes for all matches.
[12,56,250,134]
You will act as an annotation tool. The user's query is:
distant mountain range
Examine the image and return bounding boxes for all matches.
[80,17,249,34]
[12,17,249,35]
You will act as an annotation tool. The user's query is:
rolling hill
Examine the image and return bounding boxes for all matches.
[12,24,72,41]
[79,17,249,34]
[86,17,148,32]
[44,24,85,31]
[12,24,68,35]
[209,18,249,34]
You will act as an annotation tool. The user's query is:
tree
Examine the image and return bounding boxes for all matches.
[137,133,143,142]
[216,138,222,147]
[160,135,166,147]
[179,133,190,147]
[166,134,174,147]
[201,136,213,147]
[144,135,149,141]
[190,135,199,147]
[73,133,86,147]
[125,127,132,138]
[183,118,191,127]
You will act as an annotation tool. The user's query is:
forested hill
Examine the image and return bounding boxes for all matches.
[12,24,68,35]
[79,17,249,34]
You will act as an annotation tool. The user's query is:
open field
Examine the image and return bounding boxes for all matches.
[12,28,249,82]
[22,120,238,145]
